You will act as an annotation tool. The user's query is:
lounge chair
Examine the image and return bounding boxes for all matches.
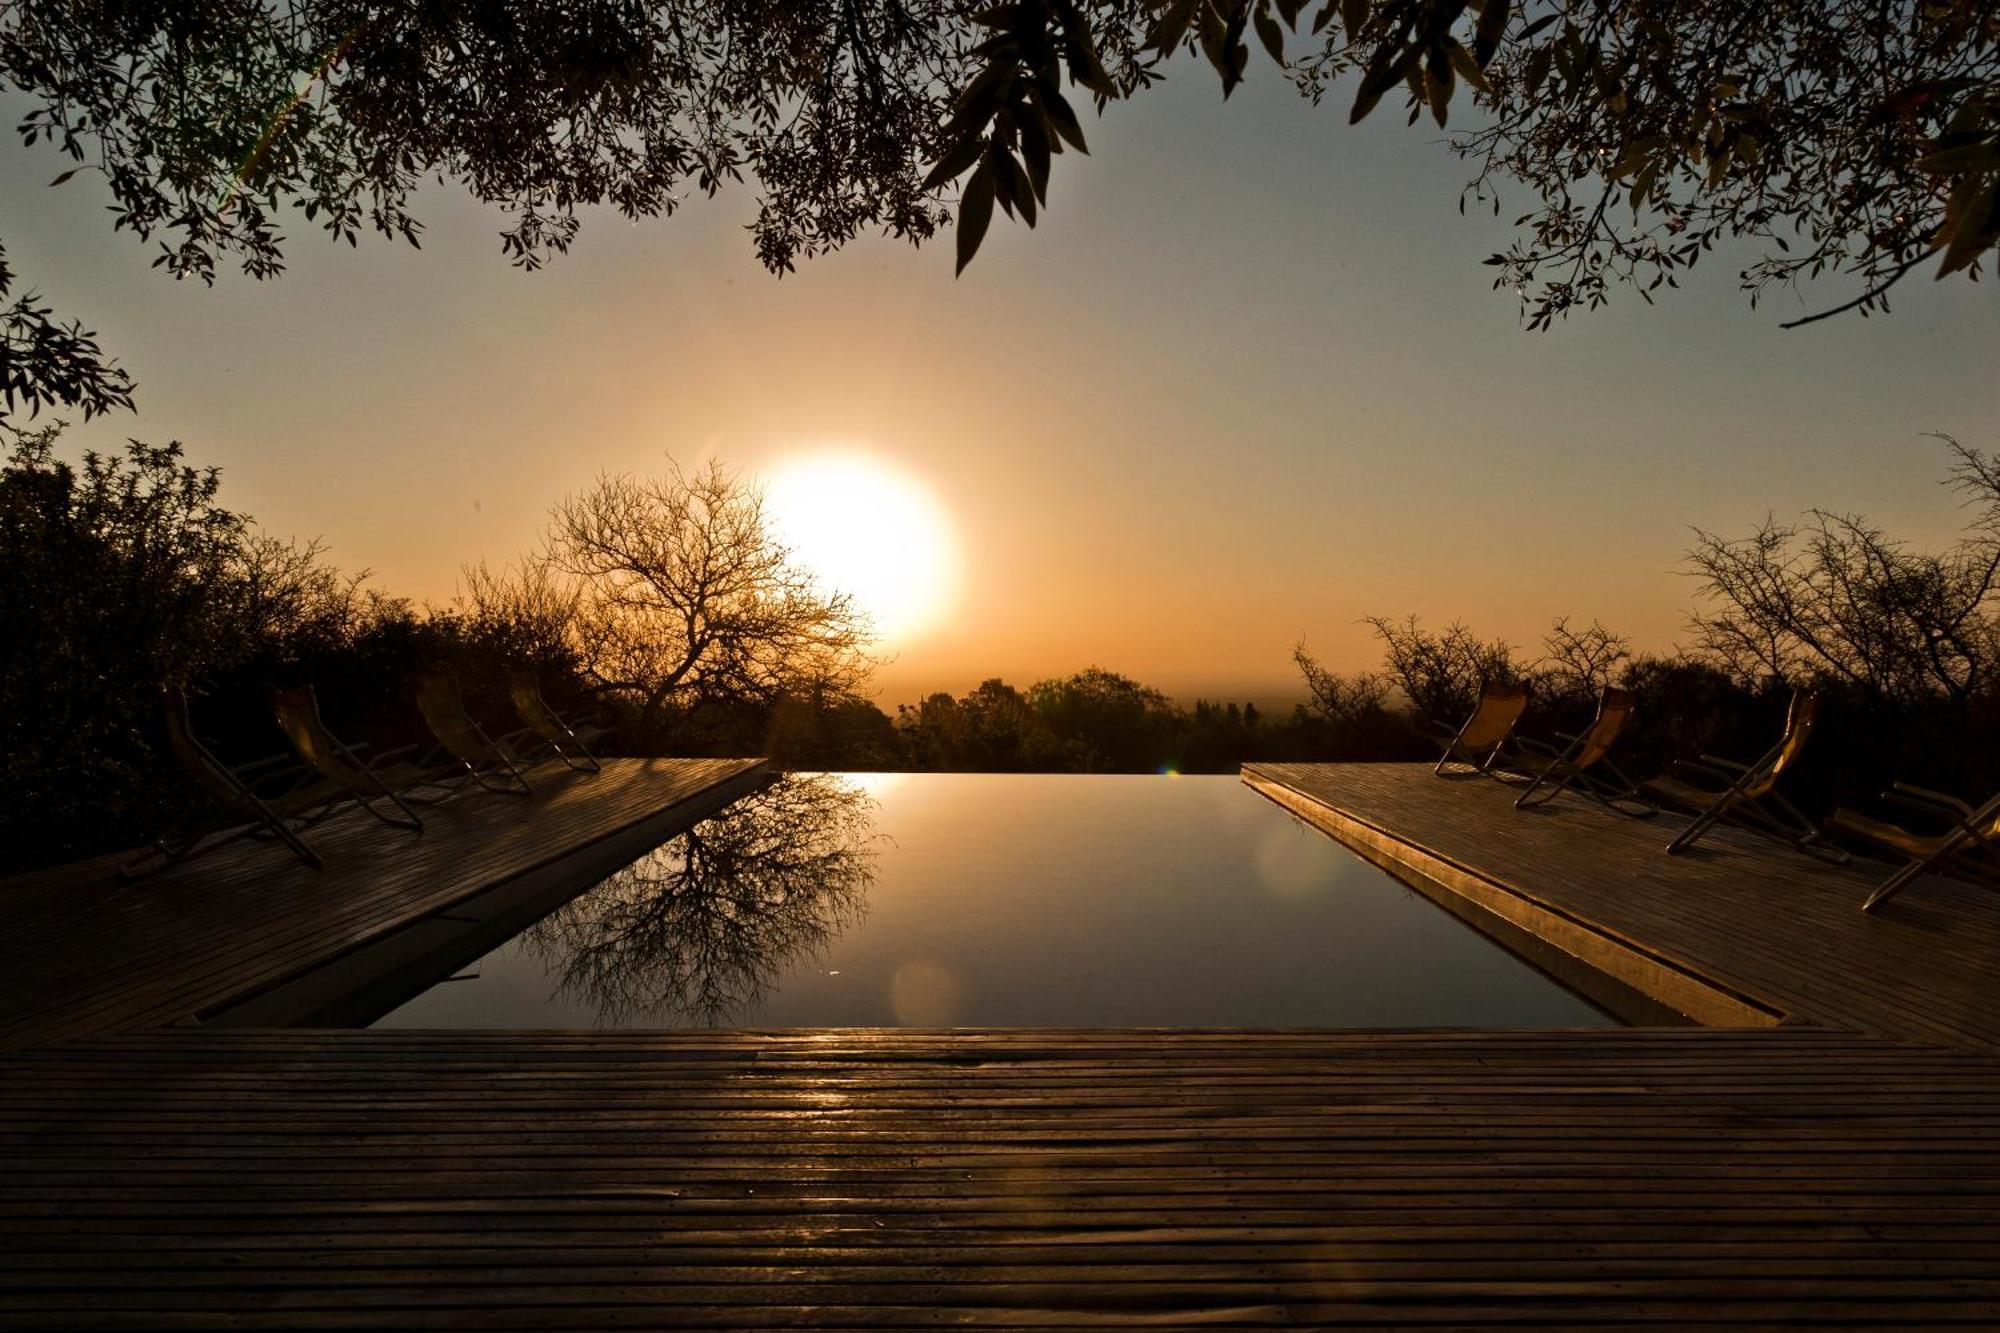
[1429,681,1530,776]
[1646,689,1847,861]
[508,671,610,773]
[119,687,341,878]
[414,673,540,796]
[1511,687,1655,815]
[269,685,455,832]
[1831,784,2000,912]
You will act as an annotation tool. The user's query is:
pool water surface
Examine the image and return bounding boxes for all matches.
[375,773,1614,1029]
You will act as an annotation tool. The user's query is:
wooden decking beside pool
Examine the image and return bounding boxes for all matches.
[5,1027,2000,1327]
[6,761,2000,1324]
[1244,762,2000,1051]
[0,757,770,1050]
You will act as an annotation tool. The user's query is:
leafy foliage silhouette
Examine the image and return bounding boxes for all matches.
[0,426,396,864]
[3,0,1994,427]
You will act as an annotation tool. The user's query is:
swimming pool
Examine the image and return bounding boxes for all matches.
[374,773,1613,1029]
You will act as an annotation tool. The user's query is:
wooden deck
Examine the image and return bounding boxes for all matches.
[6,761,2000,1323]
[4,1027,2000,1327]
[1244,762,2000,1051]
[0,757,769,1050]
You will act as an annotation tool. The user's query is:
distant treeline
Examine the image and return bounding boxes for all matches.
[7,426,2000,874]
[758,669,1414,775]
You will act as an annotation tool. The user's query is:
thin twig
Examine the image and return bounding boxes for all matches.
[1778,251,1929,329]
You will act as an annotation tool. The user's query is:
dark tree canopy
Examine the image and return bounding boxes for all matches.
[0,424,399,866]
[2,0,1995,429]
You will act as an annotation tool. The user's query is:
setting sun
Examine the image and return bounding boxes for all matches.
[9,7,2000,1321]
[762,451,960,647]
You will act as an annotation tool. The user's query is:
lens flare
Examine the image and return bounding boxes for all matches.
[889,959,963,1025]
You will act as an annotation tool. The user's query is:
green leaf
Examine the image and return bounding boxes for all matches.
[1340,0,1367,41]
[1704,144,1731,189]
[951,62,1014,120]
[1034,86,1091,153]
[956,162,997,275]
[1207,0,1251,97]
[942,66,1011,146]
[1473,0,1508,65]
[1144,0,1204,52]
[1197,0,1228,71]
[1919,142,2000,175]
[1254,6,1285,64]
[1523,45,1553,97]
[1629,160,1659,218]
[1056,0,1120,97]
[996,146,1036,225]
[1936,177,1998,276]
[922,133,987,191]
[1446,40,1488,94]
[1017,107,1053,200]
[1062,17,1118,99]
[48,168,78,187]
[1349,49,1404,123]
[1425,45,1454,127]
[991,151,1018,220]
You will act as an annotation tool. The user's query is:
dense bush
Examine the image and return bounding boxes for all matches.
[10,429,2000,874]
[1291,439,2000,820]
[0,429,583,871]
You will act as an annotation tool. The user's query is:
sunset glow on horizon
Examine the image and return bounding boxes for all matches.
[7,69,1994,706]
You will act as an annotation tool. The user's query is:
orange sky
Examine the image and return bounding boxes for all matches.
[6,69,1996,705]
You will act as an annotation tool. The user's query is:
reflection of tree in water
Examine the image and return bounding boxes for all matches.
[523,774,878,1026]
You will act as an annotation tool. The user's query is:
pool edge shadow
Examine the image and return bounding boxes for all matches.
[202,762,779,1029]
[1240,766,1786,1030]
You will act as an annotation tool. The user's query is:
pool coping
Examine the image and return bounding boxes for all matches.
[1242,767,1786,1029]
[201,762,777,1028]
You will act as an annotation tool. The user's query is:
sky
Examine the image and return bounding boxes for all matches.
[5,61,1996,707]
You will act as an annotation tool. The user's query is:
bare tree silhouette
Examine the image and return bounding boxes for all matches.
[484,458,880,745]
[521,774,880,1026]
[1686,436,2000,709]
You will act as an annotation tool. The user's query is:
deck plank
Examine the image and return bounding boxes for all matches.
[0,758,768,1049]
[1243,761,2000,1050]
[7,764,2000,1323]
[3,1027,1999,1326]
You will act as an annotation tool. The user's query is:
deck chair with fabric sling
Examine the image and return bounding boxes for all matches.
[119,686,340,878]
[1511,687,1656,816]
[508,671,609,773]
[1831,784,2000,912]
[1647,689,1847,862]
[414,673,539,796]
[1430,681,1531,776]
[269,685,454,833]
